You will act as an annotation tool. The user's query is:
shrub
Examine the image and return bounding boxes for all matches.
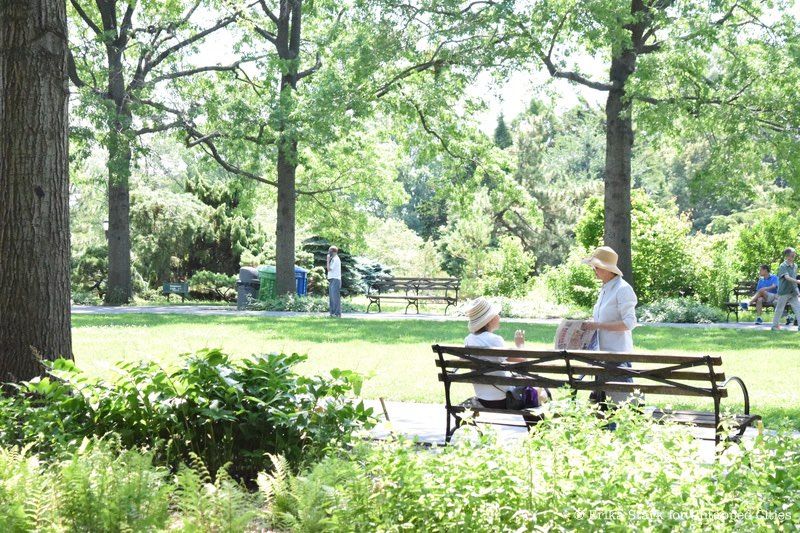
[306,266,329,297]
[574,192,696,304]
[542,256,598,308]
[0,350,373,477]
[70,244,107,299]
[733,208,800,277]
[70,290,103,306]
[690,233,739,308]
[248,294,359,313]
[637,297,725,323]
[477,236,536,298]
[188,270,237,301]
[261,403,800,531]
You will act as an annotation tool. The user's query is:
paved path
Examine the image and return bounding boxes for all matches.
[72,305,799,331]
[364,400,786,464]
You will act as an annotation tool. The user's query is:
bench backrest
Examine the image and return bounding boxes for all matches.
[369,277,460,295]
[432,344,727,401]
[732,280,756,298]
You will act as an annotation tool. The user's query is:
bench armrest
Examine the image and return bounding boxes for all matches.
[723,376,751,415]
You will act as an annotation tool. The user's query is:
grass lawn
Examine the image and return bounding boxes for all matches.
[73,314,800,430]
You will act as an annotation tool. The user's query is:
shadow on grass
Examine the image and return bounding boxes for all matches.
[74,314,800,352]
[72,314,559,345]
[635,327,800,354]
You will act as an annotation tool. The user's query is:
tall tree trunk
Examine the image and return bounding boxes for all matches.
[604,51,636,286]
[275,70,298,295]
[0,0,73,381]
[105,119,133,304]
[104,47,133,304]
[276,137,298,295]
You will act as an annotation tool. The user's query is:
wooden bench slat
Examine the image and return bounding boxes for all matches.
[435,360,725,382]
[434,346,723,366]
[432,344,757,446]
[438,374,728,398]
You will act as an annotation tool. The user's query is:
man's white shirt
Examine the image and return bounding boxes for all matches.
[327,255,341,280]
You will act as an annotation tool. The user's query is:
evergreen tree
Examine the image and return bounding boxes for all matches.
[493,114,513,149]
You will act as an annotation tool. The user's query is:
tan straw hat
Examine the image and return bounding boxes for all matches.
[465,297,502,333]
[582,246,623,277]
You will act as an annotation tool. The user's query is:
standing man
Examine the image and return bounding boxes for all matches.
[771,248,800,331]
[327,246,342,318]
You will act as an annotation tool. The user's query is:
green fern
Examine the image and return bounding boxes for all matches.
[175,454,257,532]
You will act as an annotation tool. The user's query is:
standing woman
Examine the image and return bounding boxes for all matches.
[580,246,638,404]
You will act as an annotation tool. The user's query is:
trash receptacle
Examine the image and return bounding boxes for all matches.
[236,267,260,310]
[257,265,277,301]
[294,266,309,296]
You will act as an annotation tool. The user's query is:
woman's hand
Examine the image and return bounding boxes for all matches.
[581,321,600,331]
[514,329,525,348]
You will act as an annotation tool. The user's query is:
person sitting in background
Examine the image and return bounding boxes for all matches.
[746,264,778,325]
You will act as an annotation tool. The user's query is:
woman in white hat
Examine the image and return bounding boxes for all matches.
[580,246,638,404]
[464,297,525,409]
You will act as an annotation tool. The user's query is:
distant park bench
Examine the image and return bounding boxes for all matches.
[432,344,760,446]
[366,277,460,314]
[162,282,190,302]
[725,280,760,321]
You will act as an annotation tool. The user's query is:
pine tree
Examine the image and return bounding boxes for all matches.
[493,114,513,149]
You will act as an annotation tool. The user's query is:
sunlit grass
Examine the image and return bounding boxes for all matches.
[72,314,800,429]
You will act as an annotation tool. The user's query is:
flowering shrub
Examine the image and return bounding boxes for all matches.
[261,403,800,531]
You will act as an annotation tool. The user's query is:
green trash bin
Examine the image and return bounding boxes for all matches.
[257,265,277,300]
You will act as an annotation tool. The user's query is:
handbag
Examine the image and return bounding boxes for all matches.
[506,386,551,410]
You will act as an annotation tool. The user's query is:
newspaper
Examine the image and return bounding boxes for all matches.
[554,319,598,350]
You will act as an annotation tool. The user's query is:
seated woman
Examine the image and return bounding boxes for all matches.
[463,297,539,409]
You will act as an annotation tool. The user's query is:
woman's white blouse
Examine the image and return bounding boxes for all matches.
[592,276,638,353]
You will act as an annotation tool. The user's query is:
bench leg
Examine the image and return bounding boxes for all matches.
[366,299,374,314]
[445,411,462,444]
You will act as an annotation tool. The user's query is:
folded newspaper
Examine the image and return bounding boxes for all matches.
[554,319,598,350]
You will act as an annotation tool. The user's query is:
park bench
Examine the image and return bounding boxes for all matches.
[725,280,759,321]
[366,277,460,314]
[162,281,190,302]
[724,279,789,322]
[432,344,760,446]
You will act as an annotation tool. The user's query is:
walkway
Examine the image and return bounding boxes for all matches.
[72,305,798,331]
[364,399,771,463]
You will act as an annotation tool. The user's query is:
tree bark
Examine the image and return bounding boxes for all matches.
[604,51,636,286]
[104,18,133,304]
[0,0,73,381]
[272,2,303,296]
[105,110,133,304]
[276,134,298,295]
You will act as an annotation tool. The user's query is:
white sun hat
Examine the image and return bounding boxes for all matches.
[465,297,502,333]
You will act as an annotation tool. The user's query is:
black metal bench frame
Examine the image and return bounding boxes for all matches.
[725,279,778,322]
[367,277,460,314]
[433,344,760,447]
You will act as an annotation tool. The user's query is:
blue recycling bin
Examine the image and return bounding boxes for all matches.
[294,266,309,296]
